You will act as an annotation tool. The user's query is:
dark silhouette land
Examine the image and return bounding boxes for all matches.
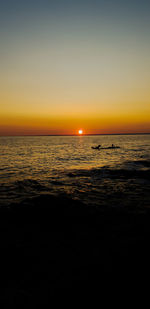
[1,190,150,302]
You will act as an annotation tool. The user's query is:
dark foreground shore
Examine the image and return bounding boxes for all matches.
[1,194,150,302]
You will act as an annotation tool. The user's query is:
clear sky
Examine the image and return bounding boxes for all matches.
[0,0,150,135]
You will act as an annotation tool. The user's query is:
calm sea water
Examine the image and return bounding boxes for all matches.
[0,135,150,207]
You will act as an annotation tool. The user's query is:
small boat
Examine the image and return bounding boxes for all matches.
[92,145,120,150]
[99,146,120,150]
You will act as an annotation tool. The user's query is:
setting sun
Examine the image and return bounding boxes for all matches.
[78,130,83,135]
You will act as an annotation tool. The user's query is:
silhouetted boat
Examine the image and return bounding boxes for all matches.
[91,146,120,150]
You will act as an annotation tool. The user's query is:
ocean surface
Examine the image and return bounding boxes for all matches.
[0,134,150,208]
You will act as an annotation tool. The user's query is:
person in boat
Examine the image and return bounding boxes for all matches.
[92,144,101,149]
[94,144,101,149]
[112,144,114,148]
[97,144,101,149]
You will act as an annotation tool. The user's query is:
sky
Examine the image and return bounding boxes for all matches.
[0,0,150,135]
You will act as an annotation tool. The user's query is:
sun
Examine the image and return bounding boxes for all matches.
[78,129,83,135]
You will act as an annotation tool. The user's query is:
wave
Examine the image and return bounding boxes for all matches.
[129,148,145,152]
[131,160,150,167]
[0,159,150,207]
[67,163,150,180]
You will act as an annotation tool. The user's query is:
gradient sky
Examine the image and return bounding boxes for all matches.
[0,0,150,135]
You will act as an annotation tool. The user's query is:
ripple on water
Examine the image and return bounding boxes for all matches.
[0,135,150,207]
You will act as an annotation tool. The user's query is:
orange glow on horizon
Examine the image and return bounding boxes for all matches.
[0,112,150,136]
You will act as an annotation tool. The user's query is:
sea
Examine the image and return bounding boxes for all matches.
[0,134,150,209]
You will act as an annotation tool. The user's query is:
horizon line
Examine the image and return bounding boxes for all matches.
[0,132,150,137]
